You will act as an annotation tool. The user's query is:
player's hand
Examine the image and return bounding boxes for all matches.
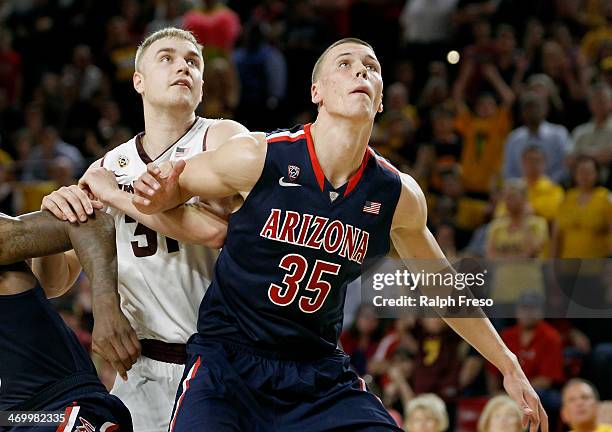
[503,366,548,432]
[41,185,104,223]
[133,160,186,214]
[78,167,119,205]
[92,295,141,381]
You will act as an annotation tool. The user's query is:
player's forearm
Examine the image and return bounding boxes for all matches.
[443,317,519,376]
[107,189,227,247]
[64,210,118,303]
[0,211,74,264]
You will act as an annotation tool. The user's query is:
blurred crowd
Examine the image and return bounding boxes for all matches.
[1,0,611,430]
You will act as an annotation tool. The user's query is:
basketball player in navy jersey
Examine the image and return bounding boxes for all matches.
[132,38,548,432]
[0,210,132,431]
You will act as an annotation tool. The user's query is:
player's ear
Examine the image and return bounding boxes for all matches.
[378,93,384,113]
[311,82,322,105]
[133,71,144,95]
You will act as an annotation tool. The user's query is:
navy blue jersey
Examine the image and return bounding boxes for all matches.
[0,286,102,410]
[197,124,402,355]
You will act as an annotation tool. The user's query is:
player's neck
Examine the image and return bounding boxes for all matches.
[142,105,196,160]
[310,114,373,189]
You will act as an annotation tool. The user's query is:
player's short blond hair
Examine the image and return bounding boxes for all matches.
[477,395,522,432]
[135,27,203,72]
[311,37,373,83]
[405,393,449,431]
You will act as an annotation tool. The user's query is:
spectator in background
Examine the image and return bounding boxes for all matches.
[0,29,21,107]
[496,145,564,224]
[486,180,548,303]
[429,166,490,249]
[339,304,385,377]
[488,291,564,430]
[581,0,612,65]
[527,73,567,126]
[234,19,287,130]
[494,24,528,95]
[561,378,612,432]
[374,81,419,167]
[183,0,241,57]
[503,92,572,183]
[477,395,523,432]
[409,318,480,416]
[146,0,187,34]
[453,61,515,196]
[572,82,612,185]
[539,39,589,129]
[63,44,103,101]
[200,56,240,119]
[552,155,612,259]
[398,0,459,81]
[0,161,17,215]
[404,393,449,432]
[414,104,462,192]
[21,126,84,182]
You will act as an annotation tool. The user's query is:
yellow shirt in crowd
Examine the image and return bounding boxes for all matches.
[455,106,511,194]
[556,187,612,259]
[570,425,612,432]
[495,176,565,222]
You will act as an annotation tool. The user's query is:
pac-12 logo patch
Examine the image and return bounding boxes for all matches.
[117,154,129,168]
[288,165,300,181]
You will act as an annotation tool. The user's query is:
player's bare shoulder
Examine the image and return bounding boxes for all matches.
[205,119,249,151]
[391,171,428,231]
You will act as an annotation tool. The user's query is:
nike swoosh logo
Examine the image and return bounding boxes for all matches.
[278,177,301,187]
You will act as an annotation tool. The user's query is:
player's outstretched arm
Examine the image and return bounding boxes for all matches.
[78,165,229,247]
[133,132,267,214]
[389,173,548,432]
[0,210,140,380]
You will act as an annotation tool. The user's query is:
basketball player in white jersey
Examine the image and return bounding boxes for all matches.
[33,27,248,431]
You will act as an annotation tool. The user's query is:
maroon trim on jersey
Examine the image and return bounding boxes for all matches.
[202,121,211,151]
[304,123,325,191]
[135,118,199,164]
[344,148,370,196]
[99,154,107,168]
[135,132,151,164]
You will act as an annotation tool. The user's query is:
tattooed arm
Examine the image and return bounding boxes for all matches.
[0,210,141,380]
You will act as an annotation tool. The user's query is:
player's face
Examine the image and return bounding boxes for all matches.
[134,37,204,111]
[312,43,383,121]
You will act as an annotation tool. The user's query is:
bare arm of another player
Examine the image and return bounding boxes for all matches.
[0,211,140,380]
[390,173,548,432]
[133,132,268,213]
[33,158,106,293]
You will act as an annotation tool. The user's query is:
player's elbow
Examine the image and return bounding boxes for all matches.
[195,224,227,249]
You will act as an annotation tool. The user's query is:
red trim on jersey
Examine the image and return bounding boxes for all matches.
[304,123,325,191]
[169,356,202,432]
[344,149,371,196]
[267,131,306,144]
[368,148,401,175]
[56,405,80,432]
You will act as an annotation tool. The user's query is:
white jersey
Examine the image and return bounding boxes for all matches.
[102,117,218,343]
